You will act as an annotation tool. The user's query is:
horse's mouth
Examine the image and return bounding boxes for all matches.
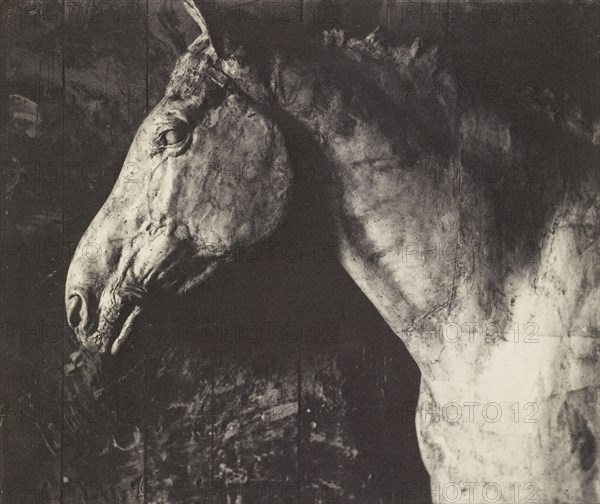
[74,262,220,356]
[108,304,143,356]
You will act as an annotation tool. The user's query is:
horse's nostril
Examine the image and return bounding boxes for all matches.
[67,293,87,331]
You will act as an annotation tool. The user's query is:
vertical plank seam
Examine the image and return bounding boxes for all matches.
[445,0,451,43]
[143,1,150,503]
[298,6,304,498]
[210,351,215,488]
[296,343,302,504]
[60,0,66,501]
[145,0,149,115]
[0,1,3,490]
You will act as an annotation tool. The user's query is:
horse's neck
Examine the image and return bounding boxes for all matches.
[271,50,472,335]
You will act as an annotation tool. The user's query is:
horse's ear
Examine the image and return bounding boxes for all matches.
[183,0,222,60]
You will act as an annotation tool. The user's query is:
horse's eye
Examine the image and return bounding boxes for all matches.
[163,128,188,145]
[152,121,192,157]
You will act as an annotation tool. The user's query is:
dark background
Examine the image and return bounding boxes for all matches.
[1,1,598,503]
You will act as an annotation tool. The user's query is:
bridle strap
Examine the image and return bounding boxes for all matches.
[203,64,231,88]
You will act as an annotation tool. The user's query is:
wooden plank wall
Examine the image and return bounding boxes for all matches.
[2,1,597,504]
[1,1,65,502]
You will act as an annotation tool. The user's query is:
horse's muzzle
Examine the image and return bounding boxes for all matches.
[66,289,143,356]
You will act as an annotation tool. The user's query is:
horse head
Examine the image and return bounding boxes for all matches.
[65,1,293,355]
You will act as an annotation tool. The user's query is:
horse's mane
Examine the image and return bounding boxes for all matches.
[320,27,455,116]
[321,26,441,78]
[325,26,598,150]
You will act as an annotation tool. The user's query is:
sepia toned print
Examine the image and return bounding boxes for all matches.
[2,1,598,503]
